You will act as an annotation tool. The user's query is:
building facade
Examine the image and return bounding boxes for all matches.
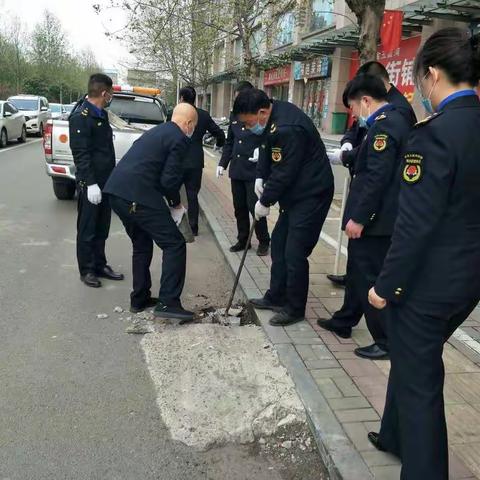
[200,0,480,133]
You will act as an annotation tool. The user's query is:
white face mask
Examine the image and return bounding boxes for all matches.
[186,124,194,138]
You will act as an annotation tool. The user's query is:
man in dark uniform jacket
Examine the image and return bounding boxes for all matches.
[333,75,411,360]
[320,67,416,344]
[104,103,198,320]
[179,86,225,236]
[69,73,124,288]
[233,89,334,326]
[217,81,270,256]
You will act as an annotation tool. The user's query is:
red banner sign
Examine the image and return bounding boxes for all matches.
[350,36,421,104]
[264,65,292,86]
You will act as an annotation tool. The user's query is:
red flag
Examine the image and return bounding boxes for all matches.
[381,10,403,52]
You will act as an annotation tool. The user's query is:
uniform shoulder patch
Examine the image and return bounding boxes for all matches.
[81,108,89,116]
[271,146,282,162]
[375,113,387,122]
[414,111,443,128]
[270,123,276,134]
[403,153,423,184]
[373,134,388,152]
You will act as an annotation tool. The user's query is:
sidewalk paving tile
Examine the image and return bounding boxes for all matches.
[198,155,480,479]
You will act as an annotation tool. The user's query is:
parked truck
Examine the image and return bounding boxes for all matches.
[44,87,168,200]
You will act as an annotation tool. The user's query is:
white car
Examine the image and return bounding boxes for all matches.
[7,95,51,137]
[49,103,64,120]
[0,100,27,148]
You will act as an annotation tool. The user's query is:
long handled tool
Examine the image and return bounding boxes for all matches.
[225,219,257,316]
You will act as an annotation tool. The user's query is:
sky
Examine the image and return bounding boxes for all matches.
[0,0,133,74]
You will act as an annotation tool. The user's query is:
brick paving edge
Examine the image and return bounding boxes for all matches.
[198,192,374,480]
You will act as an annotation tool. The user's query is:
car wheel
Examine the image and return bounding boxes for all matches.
[18,125,27,143]
[0,129,7,148]
[52,178,76,200]
[38,123,44,138]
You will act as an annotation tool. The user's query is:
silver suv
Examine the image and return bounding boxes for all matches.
[7,95,52,137]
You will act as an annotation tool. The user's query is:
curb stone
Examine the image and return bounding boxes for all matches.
[198,191,374,480]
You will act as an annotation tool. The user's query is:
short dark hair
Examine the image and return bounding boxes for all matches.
[179,86,196,105]
[235,80,254,93]
[347,75,388,102]
[357,61,390,83]
[232,88,271,115]
[342,81,353,109]
[414,27,480,87]
[88,73,113,97]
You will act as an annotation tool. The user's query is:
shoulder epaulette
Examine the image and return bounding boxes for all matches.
[375,113,387,122]
[414,111,443,128]
[81,108,89,116]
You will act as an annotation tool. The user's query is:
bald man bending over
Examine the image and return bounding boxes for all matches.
[104,103,198,321]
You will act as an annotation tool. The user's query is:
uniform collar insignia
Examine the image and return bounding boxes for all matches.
[414,111,443,127]
[270,123,276,133]
[374,113,387,121]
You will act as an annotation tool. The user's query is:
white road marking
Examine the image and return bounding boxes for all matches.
[21,241,50,246]
[0,139,42,154]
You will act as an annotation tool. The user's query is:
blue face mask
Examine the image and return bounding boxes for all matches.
[250,122,265,136]
[358,116,368,128]
[421,98,434,114]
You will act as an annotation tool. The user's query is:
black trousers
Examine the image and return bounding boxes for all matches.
[231,179,270,245]
[347,236,390,347]
[330,244,364,327]
[379,297,479,480]
[76,187,111,276]
[265,190,333,317]
[183,168,202,234]
[109,195,186,308]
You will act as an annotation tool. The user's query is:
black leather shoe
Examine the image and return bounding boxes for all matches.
[191,226,198,236]
[130,297,159,314]
[326,274,346,287]
[317,318,352,339]
[97,265,124,281]
[256,243,270,257]
[229,242,251,253]
[250,297,284,312]
[80,273,102,288]
[153,302,194,323]
[269,310,304,326]
[368,432,387,452]
[354,343,389,360]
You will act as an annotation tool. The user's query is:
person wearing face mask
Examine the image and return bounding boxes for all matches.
[217,81,271,256]
[335,75,411,360]
[232,89,334,326]
[179,86,225,236]
[104,103,198,321]
[367,28,480,480]
[69,73,124,288]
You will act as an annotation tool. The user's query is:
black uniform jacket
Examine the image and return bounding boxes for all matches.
[104,122,190,209]
[183,108,225,170]
[69,100,116,188]
[376,94,480,303]
[342,105,411,236]
[341,85,416,172]
[257,100,334,209]
[219,112,264,181]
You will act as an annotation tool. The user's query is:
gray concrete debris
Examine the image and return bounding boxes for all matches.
[96,313,109,319]
[113,306,124,313]
[141,323,306,451]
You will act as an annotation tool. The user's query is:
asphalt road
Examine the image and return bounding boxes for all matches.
[0,140,325,480]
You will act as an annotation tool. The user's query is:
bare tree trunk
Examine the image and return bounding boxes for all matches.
[346,0,386,64]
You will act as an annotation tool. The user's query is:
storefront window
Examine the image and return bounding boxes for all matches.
[310,0,334,33]
[267,84,289,101]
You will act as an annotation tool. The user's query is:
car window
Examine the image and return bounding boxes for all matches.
[108,96,166,124]
[9,98,39,111]
[50,104,62,113]
[41,98,48,109]
[4,103,15,115]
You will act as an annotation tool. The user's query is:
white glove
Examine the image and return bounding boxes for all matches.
[248,147,259,163]
[327,149,343,165]
[254,178,264,199]
[254,200,270,220]
[170,205,186,225]
[341,142,353,152]
[216,166,224,178]
[87,184,102,205]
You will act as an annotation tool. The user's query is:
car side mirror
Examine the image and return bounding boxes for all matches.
[41,106,48,112]
[4,112,12,117]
